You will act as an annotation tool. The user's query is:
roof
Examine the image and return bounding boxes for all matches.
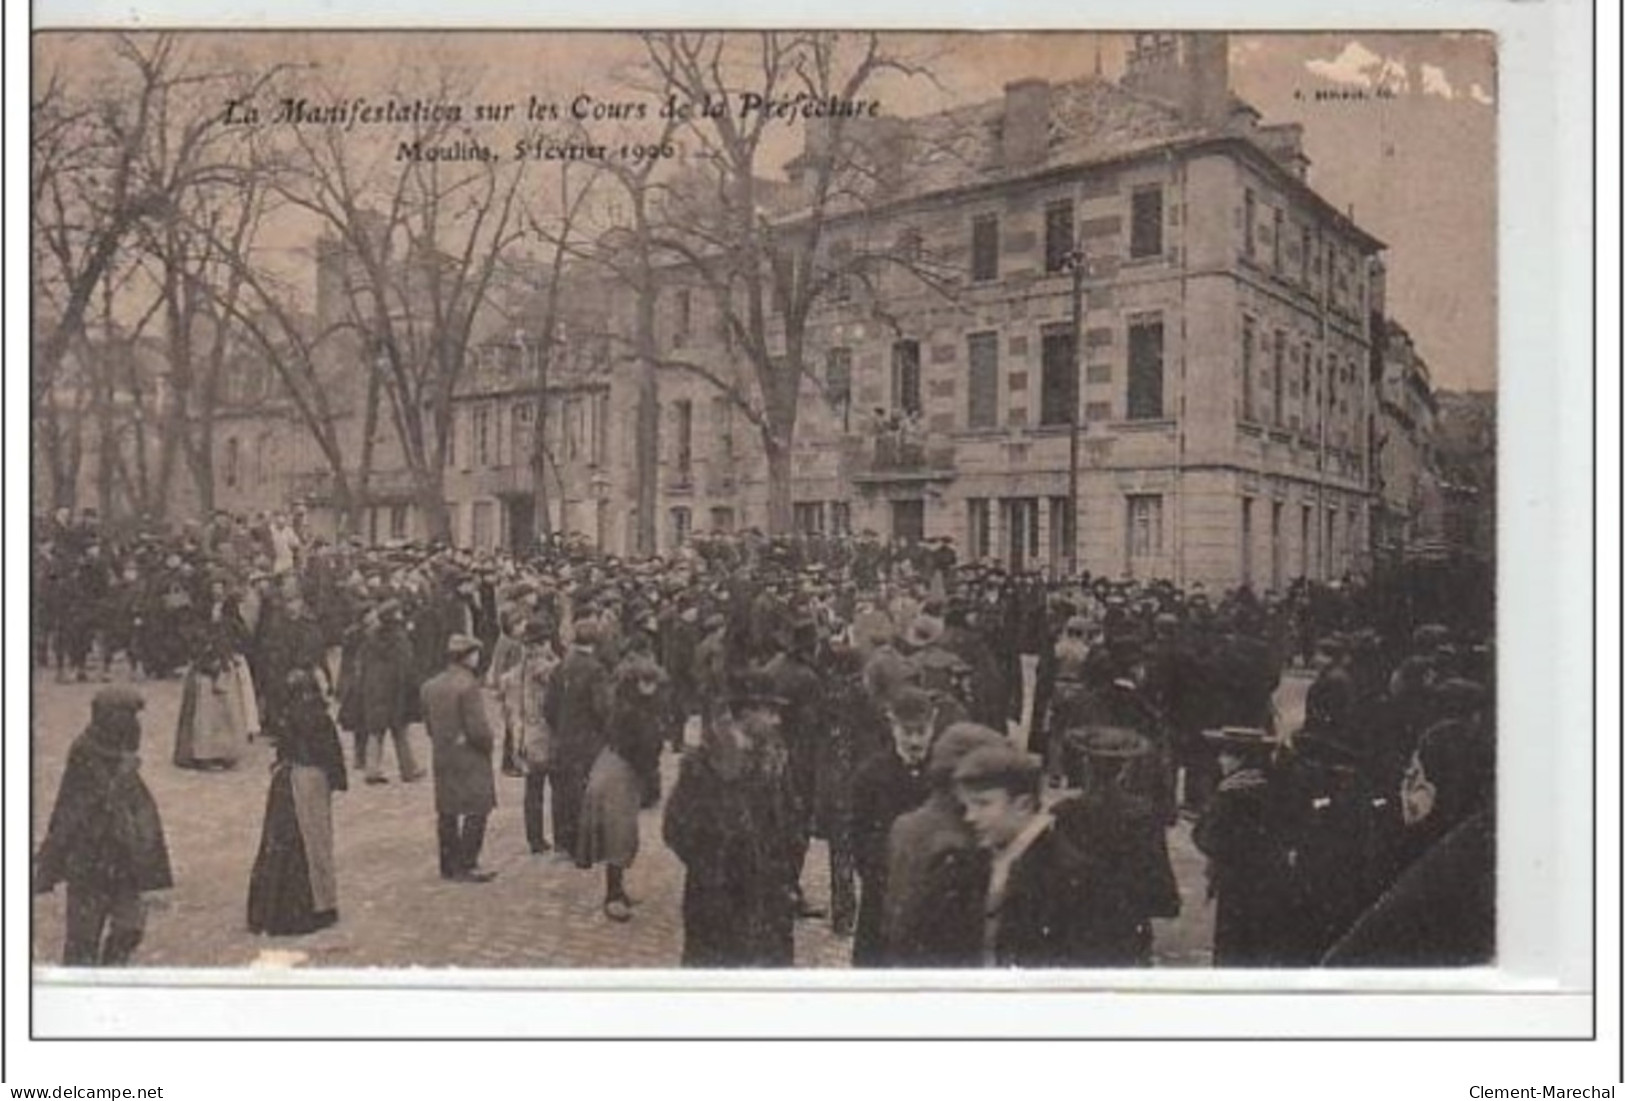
[795,74,1383,253]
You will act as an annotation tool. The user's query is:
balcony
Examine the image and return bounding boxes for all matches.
[842,431,957,485]
[284,468,421,504]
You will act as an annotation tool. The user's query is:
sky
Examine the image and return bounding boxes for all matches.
[34,30,1497,390]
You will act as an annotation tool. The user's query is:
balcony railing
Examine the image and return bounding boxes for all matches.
[843,431,957,484]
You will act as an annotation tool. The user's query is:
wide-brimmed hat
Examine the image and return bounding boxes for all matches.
[902,614,946,650]
[1201,726,1278,754]
[726,670,789,712]
[1070,725,1152,760]
[445,633,483,659]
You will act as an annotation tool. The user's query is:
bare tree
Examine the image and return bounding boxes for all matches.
[634,31,943,533]
[269,61,530,541]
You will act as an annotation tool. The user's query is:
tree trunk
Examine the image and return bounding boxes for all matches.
[764,436,793,535]
[417,471,452,543]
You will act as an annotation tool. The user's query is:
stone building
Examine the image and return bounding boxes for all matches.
[1369,317,1445,560]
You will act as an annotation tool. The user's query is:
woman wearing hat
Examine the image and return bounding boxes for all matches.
[578,651,667,921]
[247,671,348,935]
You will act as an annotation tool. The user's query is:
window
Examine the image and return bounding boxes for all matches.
[447,409,459,468]
[1300,224,1312,284]
[831,501,852,537]
[966,331,999,429]
[672,399,694,482]
[389,504,408,540]
[710,506,735,533]
[892,499,926,544]
[1272,329,1286,425]
[1241,317,1257,422]
[591,392,608,466]
[1326,509,1339,577]
[891,340,922,416]
[1301,504,1313,579]
[511,405,531,467]
[254,435,268,486]
[1130,186,1164,259]
[896,226,923,264]
[669,507,692,548]
[1272,207,1284,271]
[1126,317,1165,421]
[970,214,999,283]
[967,498,992,560]
[829,240,853,303]
[1243,189,1257,259]
[711,396,735,464]
[1270,501,1284,590]
[224,437,240,488]
[1301,348,1313,431]
[794,502,826,534]
[675,289,692,345]
[1240,497,1255,588]
[1048,496,1074,573]
[1044,200,1075,274]
[1126,494,1163,570]
[474,407,492,466]
[1039,324,1077,427]
[825,348,852,433]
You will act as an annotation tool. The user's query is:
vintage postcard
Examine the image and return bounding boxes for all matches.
[24,21,1560,1038]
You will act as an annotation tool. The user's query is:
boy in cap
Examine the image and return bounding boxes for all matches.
[953,742,1098,967]
[35,687,173,965]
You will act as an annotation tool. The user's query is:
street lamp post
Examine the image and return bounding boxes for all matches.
[1064,245,1090,579]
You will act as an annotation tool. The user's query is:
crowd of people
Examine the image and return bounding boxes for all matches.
[33,503,1495,969]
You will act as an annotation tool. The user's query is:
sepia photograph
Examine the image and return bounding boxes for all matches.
[26,26,1505,987]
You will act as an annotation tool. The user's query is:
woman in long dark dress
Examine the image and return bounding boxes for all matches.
[247,671,348,936]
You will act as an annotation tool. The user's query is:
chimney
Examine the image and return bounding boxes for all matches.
[1256,122,1311,180]
[1002,79,1051,169]
[1122,32,1232,131]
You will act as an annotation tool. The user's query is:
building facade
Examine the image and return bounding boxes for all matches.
[643,32,1384,590]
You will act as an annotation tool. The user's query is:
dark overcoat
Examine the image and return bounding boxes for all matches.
[354,625,416,736]
[663,743,799,967]
[36,724,172,896]
[991,822,1139,967]
[880,792,988,967]
[849,749,931,965]
[420,664,497,817]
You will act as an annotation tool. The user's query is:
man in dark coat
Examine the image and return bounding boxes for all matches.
[356,602,424,785]
[543,619,611,863]
[762,617,826,916]
[1192,728,1298,966]
[34,687,173,965]
[848,686,936,965]
[880,722,1003,967]
[663,673,801,967]
[420,634,499,882]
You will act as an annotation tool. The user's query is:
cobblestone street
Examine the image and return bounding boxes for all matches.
[31,668,1308,972]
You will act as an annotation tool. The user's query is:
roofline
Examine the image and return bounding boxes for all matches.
[803,133,1385,254]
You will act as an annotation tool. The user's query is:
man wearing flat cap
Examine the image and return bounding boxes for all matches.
[35,687,172,965]
[953,742,1098,967]
[420,634,499,882]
